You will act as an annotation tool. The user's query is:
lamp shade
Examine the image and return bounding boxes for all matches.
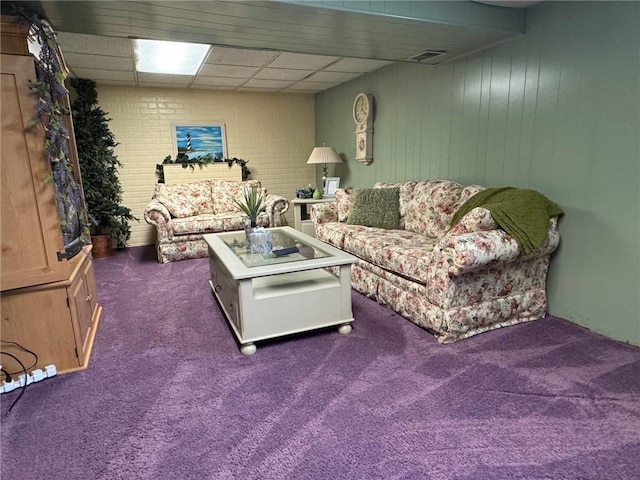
[306,146,342,165]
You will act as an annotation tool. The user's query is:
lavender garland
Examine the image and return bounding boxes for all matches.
[15,9,90,244]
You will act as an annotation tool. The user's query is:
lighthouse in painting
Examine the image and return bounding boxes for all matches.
[175,125,226,160]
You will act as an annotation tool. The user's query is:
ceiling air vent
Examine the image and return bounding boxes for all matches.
[408,50,446,62]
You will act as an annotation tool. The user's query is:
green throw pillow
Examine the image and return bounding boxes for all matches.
[347,187,400,230]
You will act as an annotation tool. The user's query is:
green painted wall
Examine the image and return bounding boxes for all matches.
[315,1,640,345]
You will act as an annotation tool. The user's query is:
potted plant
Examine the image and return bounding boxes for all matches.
[235,186,264,228]
[235,187,272,253]
[70,78,138,256]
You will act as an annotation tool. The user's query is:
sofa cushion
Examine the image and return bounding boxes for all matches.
[172,212,271,236]
[342,228,438,284]
[210,179,264,215]
[459,184,486,205]
[185,181,216,214]
[347,187,400,230]
[172,214,229,235]
[447,206,497,236]
[154,193,200,218]
[373,181,417,229]
[154,181,214,217]
[334,188,355,222]
[315,221,369,249]
[404,180,465,237]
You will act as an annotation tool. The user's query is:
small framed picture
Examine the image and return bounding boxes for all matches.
[324,177,340,197]
[172,123,227,160]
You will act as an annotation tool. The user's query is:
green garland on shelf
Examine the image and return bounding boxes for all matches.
[157,155,251,182]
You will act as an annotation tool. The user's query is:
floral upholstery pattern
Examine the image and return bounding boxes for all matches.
[342,229,437,283]
[211,179,264,214]
[310,179,561,343]
[446,206,497,236]
[145,179,289,263]
[405,180,467,237]
[154,181,213,215]
[334,188,355,222]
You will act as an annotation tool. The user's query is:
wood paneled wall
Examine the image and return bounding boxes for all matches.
[315,1,640,344]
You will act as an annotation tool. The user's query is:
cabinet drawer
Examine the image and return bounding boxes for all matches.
[209,253,240,331]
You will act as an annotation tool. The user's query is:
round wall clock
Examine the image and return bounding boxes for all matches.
[353,92,373,127]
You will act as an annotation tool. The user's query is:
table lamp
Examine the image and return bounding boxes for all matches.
[306,146,342,186]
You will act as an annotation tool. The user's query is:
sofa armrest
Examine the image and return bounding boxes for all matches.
[144,199,174,242]
[448,207,498,235]
[437,217,560,275]
[264,194,290,226]
[310,202,338,224]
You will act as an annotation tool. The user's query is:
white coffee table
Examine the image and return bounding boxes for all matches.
[203,227,356,355]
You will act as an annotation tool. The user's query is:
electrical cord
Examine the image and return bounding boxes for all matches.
[0,340,38,375]
[1,367,11,382]
[0,352,27,415]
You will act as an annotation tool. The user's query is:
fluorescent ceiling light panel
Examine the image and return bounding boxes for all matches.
[134,39,210,75]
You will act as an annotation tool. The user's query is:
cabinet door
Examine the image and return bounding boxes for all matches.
[0,287,79,373]
[69,258,96,363]
[1,54,71,291]
[83,257,99,322]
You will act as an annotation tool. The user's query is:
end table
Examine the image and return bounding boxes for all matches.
[291,197,334,237]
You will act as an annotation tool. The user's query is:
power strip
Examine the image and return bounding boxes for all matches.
[0,364,57,394]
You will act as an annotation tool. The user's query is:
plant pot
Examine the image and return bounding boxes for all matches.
[91,234,113,258]
[245,225,272,254]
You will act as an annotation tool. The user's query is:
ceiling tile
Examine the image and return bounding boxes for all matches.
[282,84,323,93]
[56,32,132,57]
[206,46,279,66]
[305,71,362,83]
[70,68,135,82]
[242,78,293,89]
[137,72,193,85]
[267,52,340,70]
[190,84,237,91]
[64,52,133,71]
[137,82,196,89]
[254,68,314,81]
[199,64,260,78]
[289,80,340,91]
[191,76,245,87]
[236,86,282,93]
[324,57,394,73]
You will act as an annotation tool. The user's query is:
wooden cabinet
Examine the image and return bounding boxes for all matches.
[0,16,101,375]
[1,248,102,374]
[0,53,75,291]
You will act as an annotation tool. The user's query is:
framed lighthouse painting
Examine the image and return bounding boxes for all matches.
[172,123,227,161]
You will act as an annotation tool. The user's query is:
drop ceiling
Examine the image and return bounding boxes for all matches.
[9,1,533,94]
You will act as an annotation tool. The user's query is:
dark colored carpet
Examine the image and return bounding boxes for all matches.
[1,246,639,479]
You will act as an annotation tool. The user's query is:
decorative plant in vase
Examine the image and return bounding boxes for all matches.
[235,187,272,253]
[70,78,138,255]
[235,186,264,229]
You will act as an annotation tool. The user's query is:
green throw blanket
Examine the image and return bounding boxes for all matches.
[451,187,563,255]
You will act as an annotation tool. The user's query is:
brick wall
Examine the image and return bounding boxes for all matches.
[95,86,317,247]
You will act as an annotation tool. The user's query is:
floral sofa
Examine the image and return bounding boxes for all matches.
[144,179,289,263]
[310,180,561,343]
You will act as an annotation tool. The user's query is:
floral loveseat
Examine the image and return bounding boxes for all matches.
[144,179,289,263]
[310,180,561,343]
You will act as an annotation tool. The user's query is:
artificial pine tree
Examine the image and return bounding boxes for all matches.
[70,78,137,249]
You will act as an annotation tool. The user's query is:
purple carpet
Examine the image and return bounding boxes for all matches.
[1,246,639,479]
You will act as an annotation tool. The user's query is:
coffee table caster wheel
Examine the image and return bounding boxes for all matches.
[241,343,256,356]
[338,324,352,335]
